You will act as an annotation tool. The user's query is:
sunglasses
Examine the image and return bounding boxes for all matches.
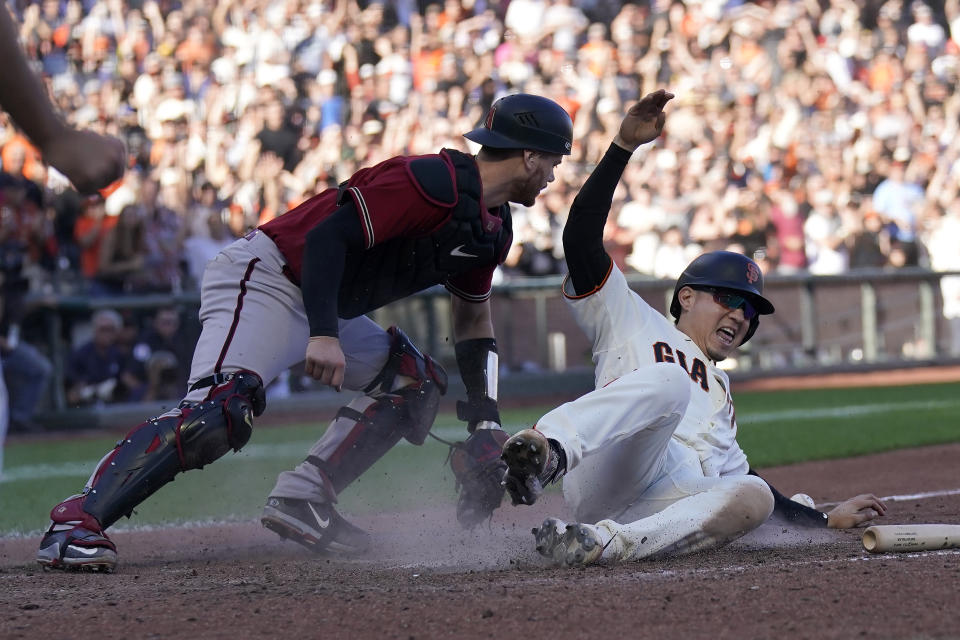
[697,287,758,320]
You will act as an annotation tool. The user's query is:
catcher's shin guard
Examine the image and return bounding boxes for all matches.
[307,395,407,494]
[81,371,265,529]
[305,327,447,492]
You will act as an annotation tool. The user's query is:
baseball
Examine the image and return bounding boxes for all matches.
[790,493,816,509]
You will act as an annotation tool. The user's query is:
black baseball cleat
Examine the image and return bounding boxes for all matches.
[261,497,371,555]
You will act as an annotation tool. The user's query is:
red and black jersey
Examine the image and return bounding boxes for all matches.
[260,149,512,320]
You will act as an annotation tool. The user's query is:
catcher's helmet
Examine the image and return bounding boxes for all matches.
[464,94,573,155]
[669,251,775,345]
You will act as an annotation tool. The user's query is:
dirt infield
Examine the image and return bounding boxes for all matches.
[1,442,959,640]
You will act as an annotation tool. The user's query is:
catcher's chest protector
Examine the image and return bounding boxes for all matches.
[337,149,512,318]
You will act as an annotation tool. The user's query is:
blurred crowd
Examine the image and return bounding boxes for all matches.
[2,0,960,415]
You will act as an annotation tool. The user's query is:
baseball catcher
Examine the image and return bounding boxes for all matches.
[37,93,573,571]
[500,90,887,567]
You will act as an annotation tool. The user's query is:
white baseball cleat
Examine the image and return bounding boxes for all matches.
[532,517,606,567]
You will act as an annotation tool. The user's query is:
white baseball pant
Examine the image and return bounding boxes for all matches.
[540,363,774,562]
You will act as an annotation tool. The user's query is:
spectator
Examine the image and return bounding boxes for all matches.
[927,200,960,355]
[502,202,563,278]
[73,194,117,290]
[93,204,147,295]
[255,95,303,173]
[620,187,662,276]
[907,3,946,54]
[131,306,191,400]
[0,0,957,319]
[651,226,693,280]
[65,309,143,406]
[768,190,808,274]
[182,205,234,291]
[803,191,848,275]
[1,327,53,433]
[871,156,925,249]
[0,196,52,432]
[846,206,890,270]
[139,176,185,293]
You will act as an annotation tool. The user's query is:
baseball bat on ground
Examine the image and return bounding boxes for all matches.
[862,524,960,553]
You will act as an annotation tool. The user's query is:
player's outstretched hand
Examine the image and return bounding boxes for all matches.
[42,128,126,194]
[305,335,346,391]
[826,493,887,529]
[613,89,675,152]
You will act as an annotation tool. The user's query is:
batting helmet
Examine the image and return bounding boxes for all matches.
[464,94,573,155]
[669,251,775,344]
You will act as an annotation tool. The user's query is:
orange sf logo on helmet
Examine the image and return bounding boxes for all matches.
[746,263,760,284]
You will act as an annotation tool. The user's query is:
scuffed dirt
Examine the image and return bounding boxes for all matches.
[2,443,959,640]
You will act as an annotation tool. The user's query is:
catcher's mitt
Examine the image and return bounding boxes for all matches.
[449,427,510,528]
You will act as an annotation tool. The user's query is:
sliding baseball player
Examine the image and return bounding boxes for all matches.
[500,90,886,566]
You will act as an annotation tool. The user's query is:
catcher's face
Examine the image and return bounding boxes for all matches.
[513,151,562,206]
[675,286,750,361]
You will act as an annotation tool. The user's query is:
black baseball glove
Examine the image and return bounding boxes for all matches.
[448,427,510,528]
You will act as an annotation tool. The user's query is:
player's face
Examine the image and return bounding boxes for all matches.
[677,287,752,361]
[515,151,563,206]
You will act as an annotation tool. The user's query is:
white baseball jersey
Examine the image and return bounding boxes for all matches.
[560,263,748,478]
[533,263,771,560]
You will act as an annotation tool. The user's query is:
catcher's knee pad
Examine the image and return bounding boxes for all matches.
[82,371,264,529]
[365,326,448,445]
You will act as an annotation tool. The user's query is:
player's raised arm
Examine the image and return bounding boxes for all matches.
[562,90,673,296]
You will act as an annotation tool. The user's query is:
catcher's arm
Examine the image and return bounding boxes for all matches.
[448,296,510,527]
[451,297,501,431]
[300,205,365,389]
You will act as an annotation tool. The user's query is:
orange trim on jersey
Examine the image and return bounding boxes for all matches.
[601,372,626,388]
[561,260,613,300]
